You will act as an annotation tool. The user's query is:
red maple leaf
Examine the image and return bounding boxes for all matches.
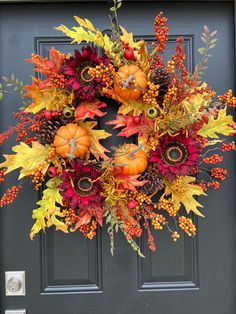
[114,173,147,192]
[107,114,154,138]
[75,99,107,120]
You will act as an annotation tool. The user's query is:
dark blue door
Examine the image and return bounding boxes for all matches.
[0,1,235,313]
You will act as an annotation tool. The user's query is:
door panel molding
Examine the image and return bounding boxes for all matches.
[40,229,102,294]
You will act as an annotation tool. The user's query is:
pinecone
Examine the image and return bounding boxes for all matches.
[35,116,70,145]
[138,167,164,195]
[151,67,171,105]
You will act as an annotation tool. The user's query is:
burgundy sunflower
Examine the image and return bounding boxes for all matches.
[62,46,109,100]
[149,132,202,180]
[58,161,103,210]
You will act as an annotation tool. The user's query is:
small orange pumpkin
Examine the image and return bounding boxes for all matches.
[53,123,90,158]
[114,144,147,175]
[114,65,147,100]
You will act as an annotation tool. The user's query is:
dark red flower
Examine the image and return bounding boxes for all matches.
[149,132,202,180]
[58,161,103,212]
[62,46,109,100]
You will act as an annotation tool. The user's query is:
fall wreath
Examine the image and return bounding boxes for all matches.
[0,1,235,257]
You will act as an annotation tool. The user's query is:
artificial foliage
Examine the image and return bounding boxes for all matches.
[0,0,236,257]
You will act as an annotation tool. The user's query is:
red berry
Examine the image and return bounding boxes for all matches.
[127,201,137,209]
[44,110,53,120]
[132,116,141,124]
[47,166,57,177]
[124,48,134,60]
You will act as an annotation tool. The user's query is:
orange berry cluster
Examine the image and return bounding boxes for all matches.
[24,137,36,145]
[16,130,27,142]
[151,213,166,230]
[79,220,97,240]
[218,89,236,107]
[142,82,159,106]
[222,142,236,152]
[173,176,185,193]
[207,181,220,190]
[30,122,41,132]
[47,147,56,162]
[171,37,188,78]
[196,136,208,148]
[89,63,115,88]
[151,12,168,68]
[0,168,6,183]
[178,216,196,237]
[203,154,223,164]
[171,231,180,242]
[124,219,142,237]
[166,60,175,74]
[0,185,22,207]
[63,208,77,226]
[211,167,227,180]
[156,198,177,217]
[129,192,152,209]
[31,164,46,190]
[198,181,208,192]
[163,86,178,106]
[191,166,202,174]
[153,12,168,54]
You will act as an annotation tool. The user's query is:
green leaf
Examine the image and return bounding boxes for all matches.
[0,93,3,101]
[210,38,218,44]
[210,30,217,37]
[209,44,216,49]
[198,47,206,55]
[110,7,116,12]
[201,36,208,44]
[117,2,122,8]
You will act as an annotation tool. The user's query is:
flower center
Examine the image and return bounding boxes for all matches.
[162,142,188,165]
[76,61,96,85]
[74,174,94,196]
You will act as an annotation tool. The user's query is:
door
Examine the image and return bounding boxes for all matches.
[0,1,235,314]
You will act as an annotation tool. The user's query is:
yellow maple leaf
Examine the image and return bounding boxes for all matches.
[79,121,112,160]
[0,142,51,179]
[74,16,96,32]
[119,25,141,49]
[56,16,113,55]
[163,176,206,217]
[182,93,208,114]
[197,108,234,138]
[30,177,68,239]
[118,100,152,116]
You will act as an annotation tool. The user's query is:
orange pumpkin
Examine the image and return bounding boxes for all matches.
[114,144,147,175]
[53,123,90,158]
[114,65,147,100]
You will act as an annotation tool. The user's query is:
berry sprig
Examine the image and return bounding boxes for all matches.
[222,142,236,152]
[211,167,228,180]
[203,154,223,164]
[178,216,196,237]
[0,185,22,207]
[218,90,236,108]
[151,12,169,68]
